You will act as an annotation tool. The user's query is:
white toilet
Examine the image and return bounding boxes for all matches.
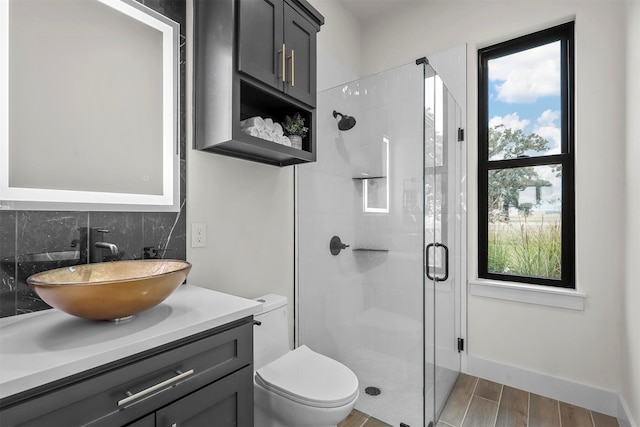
[253,294,359,427]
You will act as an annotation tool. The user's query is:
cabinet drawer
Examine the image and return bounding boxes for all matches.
[156,365,253,427]
[0,319,253,427]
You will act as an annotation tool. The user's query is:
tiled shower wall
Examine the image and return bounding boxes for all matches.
[0,0,187,318]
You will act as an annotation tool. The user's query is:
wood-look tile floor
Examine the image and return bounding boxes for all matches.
[437,374,619,427]
[339,409,393,427]
[339,374,619,427]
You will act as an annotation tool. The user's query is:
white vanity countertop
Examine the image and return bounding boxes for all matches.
[0,285,262,401]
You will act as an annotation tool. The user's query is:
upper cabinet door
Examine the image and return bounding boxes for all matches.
[283,3,317,107]
[238,0,285,91]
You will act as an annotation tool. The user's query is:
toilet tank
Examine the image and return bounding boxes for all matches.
[253,294,290,370]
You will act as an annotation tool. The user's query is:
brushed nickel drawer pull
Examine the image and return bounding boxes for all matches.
[117,369,195,407]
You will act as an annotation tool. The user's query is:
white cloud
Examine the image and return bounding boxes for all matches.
[489,42,560,103]
[536,109,560,127]
[534,109,561,153]
[489,112,529,131]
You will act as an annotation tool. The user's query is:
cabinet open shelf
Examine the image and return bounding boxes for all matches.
[214,131,315,166]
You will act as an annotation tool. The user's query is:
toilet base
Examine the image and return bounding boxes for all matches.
[254,380,358,427]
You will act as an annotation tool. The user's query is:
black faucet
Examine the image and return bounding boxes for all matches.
[74,227,120,263]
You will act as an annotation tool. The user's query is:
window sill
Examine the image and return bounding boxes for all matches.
[469,279,585,310]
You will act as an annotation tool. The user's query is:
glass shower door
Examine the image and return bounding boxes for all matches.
[424,65,462,425]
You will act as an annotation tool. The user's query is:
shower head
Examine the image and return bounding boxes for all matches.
[333,110,357,131]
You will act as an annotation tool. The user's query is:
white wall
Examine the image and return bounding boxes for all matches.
[623,1,640,424]
[310,0,362,90]
[185,0,294,340]
[352,0,628,411]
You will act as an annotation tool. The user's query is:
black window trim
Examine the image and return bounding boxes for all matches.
[478,22,575,289]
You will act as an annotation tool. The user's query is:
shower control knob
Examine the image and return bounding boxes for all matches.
[329,236,350,256]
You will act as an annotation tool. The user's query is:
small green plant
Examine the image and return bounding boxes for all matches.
[283,112,308,138]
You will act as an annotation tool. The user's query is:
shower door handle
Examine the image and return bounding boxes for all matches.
[425,243,436,281]
[425,243,449,282]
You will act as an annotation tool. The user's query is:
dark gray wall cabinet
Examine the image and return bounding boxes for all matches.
[194,0,324,166]
[0,318,254,427]
[238,0,318,107]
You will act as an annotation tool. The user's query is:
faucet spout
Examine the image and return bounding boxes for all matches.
[94,242,119,257]
[80,227,120,263]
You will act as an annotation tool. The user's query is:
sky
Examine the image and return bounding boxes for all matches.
[487,41,563,212]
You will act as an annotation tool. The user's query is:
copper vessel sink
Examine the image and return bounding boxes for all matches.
[27,259,191,321]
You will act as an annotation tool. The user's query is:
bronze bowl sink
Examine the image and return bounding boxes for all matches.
[27,259,192,321]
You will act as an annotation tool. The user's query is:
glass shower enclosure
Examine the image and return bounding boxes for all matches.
[296,61,465,427]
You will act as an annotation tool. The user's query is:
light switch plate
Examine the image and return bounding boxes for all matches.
[191,222,207,248]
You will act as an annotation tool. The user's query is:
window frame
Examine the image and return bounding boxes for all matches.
[477,22,575,289]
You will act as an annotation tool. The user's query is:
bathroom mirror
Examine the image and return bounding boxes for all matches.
[0,0,180,211]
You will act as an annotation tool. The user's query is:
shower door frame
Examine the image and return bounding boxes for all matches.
[422,61,465,425]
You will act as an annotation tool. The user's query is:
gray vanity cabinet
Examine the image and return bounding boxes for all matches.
[0,318,254,427]
[154,367,253,427]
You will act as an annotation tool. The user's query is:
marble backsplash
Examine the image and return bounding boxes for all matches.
[0,0,187,318]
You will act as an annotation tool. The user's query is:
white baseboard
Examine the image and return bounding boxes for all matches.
[617,394,638,427]
[466,355,635,427]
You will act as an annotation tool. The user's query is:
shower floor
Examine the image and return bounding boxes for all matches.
[345,347,455,427]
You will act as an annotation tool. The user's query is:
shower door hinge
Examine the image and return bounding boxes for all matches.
[457,338,465,353]
[457,128,465,142]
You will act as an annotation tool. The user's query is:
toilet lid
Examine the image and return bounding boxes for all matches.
[255,345,359,408]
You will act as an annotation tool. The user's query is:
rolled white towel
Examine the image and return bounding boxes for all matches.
[261,128,275,142]
[281,135,292,147]
[273,122,284,136]
[264,118,274,131]
[240,116,265,130]
[242,127,261,138]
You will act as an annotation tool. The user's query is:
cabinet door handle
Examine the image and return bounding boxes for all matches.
[278,44,286,82]
[117,369,195,407]
[287,49,295,87]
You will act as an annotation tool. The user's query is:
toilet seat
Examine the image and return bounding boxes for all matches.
[255,345,359,409]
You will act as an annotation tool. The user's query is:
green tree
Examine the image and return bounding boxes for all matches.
[488,125,551,220]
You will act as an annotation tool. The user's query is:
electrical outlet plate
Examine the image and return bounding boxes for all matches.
[191,222,207,248]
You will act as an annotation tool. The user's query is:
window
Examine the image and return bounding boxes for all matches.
[478,22,575,288]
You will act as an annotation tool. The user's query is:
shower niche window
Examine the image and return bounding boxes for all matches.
[362,177,388,213]
[359,136,389,213]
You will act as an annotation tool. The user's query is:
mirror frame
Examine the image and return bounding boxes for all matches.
[0,0,180,212]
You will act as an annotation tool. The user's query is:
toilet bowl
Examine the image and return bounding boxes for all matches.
[253,294,359,427]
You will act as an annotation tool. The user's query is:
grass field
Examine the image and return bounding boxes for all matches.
[488,212,562,279]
